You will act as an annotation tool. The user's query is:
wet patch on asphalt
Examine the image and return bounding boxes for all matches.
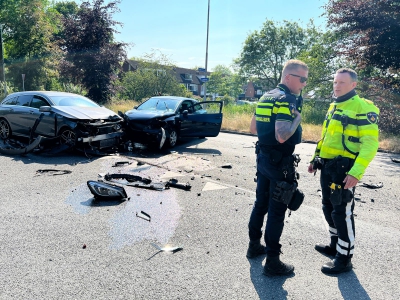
[65,157,182,250]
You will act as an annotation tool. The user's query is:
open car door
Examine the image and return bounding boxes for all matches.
[179,101,223,137]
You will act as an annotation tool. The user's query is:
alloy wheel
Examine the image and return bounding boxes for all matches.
[0,119,11,140]
[60,128,76,146]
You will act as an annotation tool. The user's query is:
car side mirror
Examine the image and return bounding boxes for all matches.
[39,106,52,112]
[134,106,138,109]
[182,110,189,116]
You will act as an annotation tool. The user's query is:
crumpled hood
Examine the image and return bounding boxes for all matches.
[51,106,121,120]
[124,109,175,121]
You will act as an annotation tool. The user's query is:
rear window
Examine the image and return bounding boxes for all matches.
[1,96,19,105]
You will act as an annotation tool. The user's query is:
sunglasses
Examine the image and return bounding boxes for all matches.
[289,74,308,83]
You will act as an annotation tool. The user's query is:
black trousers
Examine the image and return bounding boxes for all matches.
[320,165,355,257]
[248,152,296,257]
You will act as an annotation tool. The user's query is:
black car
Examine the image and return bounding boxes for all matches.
[0,91,124,151]
[121,96,223,148]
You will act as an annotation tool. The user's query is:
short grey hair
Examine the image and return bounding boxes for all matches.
[336,68,358,82]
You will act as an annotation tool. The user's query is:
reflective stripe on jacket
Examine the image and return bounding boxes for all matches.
[256,84,302,147]
[312,94,379,180]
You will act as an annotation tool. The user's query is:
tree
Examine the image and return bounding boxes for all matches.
[236,20,313,90]
[207,65,243,99]
[119,51,188,101]
[0,0,58,91]
[58,0,127,103]
[297,30,347,100]
[325,0,400,72]
[325,0,400,134]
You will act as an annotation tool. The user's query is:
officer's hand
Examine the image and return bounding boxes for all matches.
[307,163,316,174]
[343,175,359,189]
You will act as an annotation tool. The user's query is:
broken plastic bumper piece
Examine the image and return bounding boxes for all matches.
[87,180,128,199]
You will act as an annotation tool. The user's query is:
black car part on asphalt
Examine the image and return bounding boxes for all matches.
[0,135,43,155]
[104,173,152,185]
[87,180,128,200]
[165,178,191,191]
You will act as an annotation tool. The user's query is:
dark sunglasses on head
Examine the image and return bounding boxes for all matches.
[289,74,308,83]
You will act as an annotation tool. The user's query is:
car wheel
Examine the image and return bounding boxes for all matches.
[59,128,76,147]
[167,129,178,148]
[0,118,11,140]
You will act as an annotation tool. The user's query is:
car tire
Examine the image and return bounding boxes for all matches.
[0,118,11,140]
[59,128,76,147]
[166,128,178,148]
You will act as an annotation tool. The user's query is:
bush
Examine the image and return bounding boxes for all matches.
[301,100,329,124]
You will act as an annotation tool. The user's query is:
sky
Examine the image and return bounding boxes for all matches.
[95,0,328,71]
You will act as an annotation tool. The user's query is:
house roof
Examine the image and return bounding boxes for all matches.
[124,60,211,85]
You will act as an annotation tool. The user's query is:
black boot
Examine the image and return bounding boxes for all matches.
[263,256,294,276]
[321,254,352,274]
[246,240,267,258]
[315,243,337,257]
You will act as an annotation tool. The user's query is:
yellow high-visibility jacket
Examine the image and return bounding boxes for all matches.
[311,93,379,180]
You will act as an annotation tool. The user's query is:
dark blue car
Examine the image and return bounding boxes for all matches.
[121,96,223,149]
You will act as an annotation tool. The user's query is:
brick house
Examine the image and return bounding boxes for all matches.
[238,81,264,100]
[122,60,211,97]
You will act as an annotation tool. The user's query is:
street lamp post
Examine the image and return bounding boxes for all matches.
[203,0,210,102]
[0,24,6,96]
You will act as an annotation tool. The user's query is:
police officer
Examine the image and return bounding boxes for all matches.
[247,59,308,276]
[308,68,379,274]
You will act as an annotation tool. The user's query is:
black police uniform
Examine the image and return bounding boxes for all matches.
[248,84,302,258]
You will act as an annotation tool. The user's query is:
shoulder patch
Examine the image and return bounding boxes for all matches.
[367,112,378,124]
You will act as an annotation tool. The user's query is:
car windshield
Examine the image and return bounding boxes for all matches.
[49,95,100,107]
[137,97,179,111]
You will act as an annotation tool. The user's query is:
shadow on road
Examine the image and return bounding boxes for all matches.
[337,271,371,300]
[248,257,292,299]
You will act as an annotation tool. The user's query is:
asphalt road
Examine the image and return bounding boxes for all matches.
[1,132,399,300]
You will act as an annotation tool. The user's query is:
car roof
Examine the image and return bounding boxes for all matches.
[149,96,197,102]
[4,91,83,97]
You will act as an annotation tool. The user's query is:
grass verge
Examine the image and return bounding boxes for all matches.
[106,100,400,153]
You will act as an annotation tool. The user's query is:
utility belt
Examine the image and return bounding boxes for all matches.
[312,155,354,174]
[312,155,355,205]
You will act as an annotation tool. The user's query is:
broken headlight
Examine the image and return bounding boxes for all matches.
[87,180,127,199]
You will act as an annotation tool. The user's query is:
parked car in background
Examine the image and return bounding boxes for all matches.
[121,96,223,149]
[235,100,258,106]
[0,91,124,151]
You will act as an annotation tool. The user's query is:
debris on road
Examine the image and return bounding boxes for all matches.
[391,157,400,163]
[221,164,232,169]
[127,182,165,191]
[112,161,132,167]
[104,173,152,184]
[150,243,183,253]
[0,136,43,155]
[166,178,191,191]
[361,182,383,189]
[36,169,72,176]
[136,211,151,222]
[87,180,128,200]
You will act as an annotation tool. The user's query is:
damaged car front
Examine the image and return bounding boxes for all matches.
[121,96,223,149]
[0,91,125,154]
